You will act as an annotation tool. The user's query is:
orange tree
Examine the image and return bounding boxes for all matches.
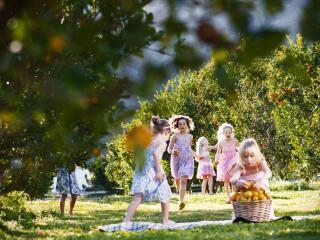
[104,37,320,192]
[266,36,320,180]
[228,57,293,179]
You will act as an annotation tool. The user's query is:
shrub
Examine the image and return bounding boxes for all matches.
[0,191,36,230]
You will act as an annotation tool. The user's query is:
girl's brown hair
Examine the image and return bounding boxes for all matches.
[150,116,170,134]
[169,115,195,132]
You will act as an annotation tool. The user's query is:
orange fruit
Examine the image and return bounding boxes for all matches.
[246,197,253,201]
[265,193,272,199]
[247,181,254,189]
[50,35,66,52]
[92,148,101,157]
[244,191,253,199]
[252,190,259,197]
[236,196,241,201]
[252,196,259,201]
[240,196,247,201]
[258,193,265,200]
[230,193,237,201]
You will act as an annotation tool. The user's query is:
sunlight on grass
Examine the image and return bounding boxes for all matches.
[9,189,319,239]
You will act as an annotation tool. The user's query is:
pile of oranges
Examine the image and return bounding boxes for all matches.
[230,182,272,202]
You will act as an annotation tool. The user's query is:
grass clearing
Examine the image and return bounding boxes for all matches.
[6,189,320,239]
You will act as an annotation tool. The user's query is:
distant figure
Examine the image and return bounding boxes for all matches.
[56,166,81,216]
[52,167,90,193]
[74,166,90,191]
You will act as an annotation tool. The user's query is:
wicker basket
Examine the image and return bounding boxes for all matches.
[232,199,272,222]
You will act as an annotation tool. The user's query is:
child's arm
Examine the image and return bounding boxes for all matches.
[153,142,167,181]
[231,166,250,189]
[213,143,222,165]
[189,134,193,146]
[255,159,272,187]
[206,143,217,151]
[167,134,176,154]
[189,134,203,160]
[234,139,240,151]
[230,165,241,184]
[193,151,203,161]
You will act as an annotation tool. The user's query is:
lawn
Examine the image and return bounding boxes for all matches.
[9,185,320,239]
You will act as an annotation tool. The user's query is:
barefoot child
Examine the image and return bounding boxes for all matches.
[56,165,81,216]
[167,115,195,210]
[124,116,172,225]
[231,138,275,219]
[196,137,216,194]
[214,123,239,203]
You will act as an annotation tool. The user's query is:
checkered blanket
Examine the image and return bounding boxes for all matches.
[98,219,232,232]
[98,215,320,232]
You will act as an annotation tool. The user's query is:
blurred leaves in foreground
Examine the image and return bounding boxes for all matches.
[0,0,319,197]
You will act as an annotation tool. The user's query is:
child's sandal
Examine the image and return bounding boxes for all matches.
[178,202,185,210]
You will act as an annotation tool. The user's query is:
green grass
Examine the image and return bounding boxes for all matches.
[8,189,320,239]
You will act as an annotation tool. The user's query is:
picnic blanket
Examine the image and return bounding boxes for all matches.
[98,215,320,232]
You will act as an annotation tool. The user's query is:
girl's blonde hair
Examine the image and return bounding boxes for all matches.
[231,138,265,183]
[237,138,265,167]
[196,136,207,155]
[217,123,234,142]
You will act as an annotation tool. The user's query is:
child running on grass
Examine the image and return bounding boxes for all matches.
[124,116,173,225]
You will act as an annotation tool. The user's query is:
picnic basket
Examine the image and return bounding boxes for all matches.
[232,199,272,222]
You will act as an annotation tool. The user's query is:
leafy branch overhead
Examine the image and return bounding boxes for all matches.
[0,0,319,197]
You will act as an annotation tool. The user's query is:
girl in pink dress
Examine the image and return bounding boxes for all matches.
[231,138,275,219]
[196,137,216,194]
[168,115,195,210]
[213,123,239,203]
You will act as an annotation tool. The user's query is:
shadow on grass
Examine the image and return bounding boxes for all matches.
[82,195,133,204]
[10,208,230,239]
[272,195,290,199]
[277,210,320,216]
[62,218,320,240]
[13,197,320,240]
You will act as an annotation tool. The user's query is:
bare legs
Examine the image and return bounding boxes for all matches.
[225,180,236,203]
[60,194,67,215]
[208,176,213,194]
[69,194,77,215]
[124,193,143,222]
[124,193,170,225]
[179,176,187,206]
[225,180,231,203]
[201,175,213,194]
[175,179,180,193]
[161,202,170,225]
[60,194,77,215]
[201,178,208,194]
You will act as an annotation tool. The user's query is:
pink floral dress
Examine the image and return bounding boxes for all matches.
[196,147,215,179]
[216,139,238,182]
